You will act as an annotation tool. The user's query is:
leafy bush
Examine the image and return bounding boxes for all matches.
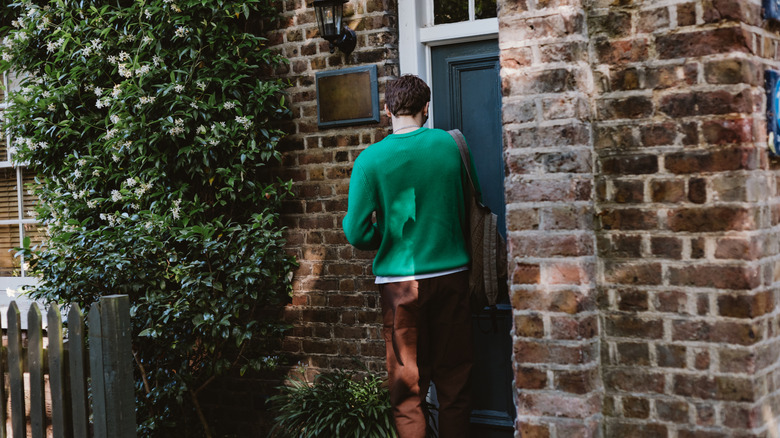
[0,0,294,436]
[268,366,398,438]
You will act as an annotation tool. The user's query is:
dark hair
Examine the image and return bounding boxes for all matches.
[385,75,430,116]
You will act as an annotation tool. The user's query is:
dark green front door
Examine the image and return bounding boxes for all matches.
[432,40,514,437]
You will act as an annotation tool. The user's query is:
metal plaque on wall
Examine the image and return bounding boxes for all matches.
[316,65,379,128]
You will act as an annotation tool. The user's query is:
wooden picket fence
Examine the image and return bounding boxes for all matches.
[0,295,135,438]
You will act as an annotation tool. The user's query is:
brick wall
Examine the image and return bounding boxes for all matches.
[498,0,603,435]
[590,0,780,436]
[500,0,780,436]
[244,0,780,437]
[270,0,398,374]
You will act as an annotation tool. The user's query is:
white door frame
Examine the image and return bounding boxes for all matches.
[398,0,498,126]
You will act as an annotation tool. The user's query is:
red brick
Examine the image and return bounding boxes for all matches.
[588,12,631,38]
[604,262,662,286]
[605,314,663,339]
[554,369,600,394]
[669,264,760,290]
[617,342,650,366]
[599,234,641,258]
[595,37,648,64]
[600,208,658,230]
[515,392,601,419]
[607,421,668,437]
[622,396,650,418]
[657,399,690,423]
[657,344,686,368]
[688,177,707,204]
[646,63,698,90]
[550,315,598,340]
[651,179,686,203]
[594,124,637,149]
[714,237,758,260]
[651,236,682,259]
[701,119,754,145]
[613,180,643,203]
[618,289,648,311]
[673,319,761,345]
[502,68,582,95]
[667,207,757,232]
[514,340,598,365]
[637,7,670,33]
[517,422,550,438]
[600,154,658,174]
[704,59,760,85]
[659,90,756,118]
[516,367,548,390]
[656,27,752,59]
[717,291,773,318]
[677,3,696,26]
[655,290,688,314]
[702,0,760,25]
[539,41,587,63]
[511,234,594,258]
[597,96,653,119]
[515,314,545,337]
[604,369,665,393]
[512,263,541,284]
[674,375,755,402]
[512,289,595,314]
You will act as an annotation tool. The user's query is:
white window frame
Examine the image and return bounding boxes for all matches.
[0,71,41,325]
[398,0,498,125]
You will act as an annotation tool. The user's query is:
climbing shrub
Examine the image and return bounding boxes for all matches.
[0,1,294,436]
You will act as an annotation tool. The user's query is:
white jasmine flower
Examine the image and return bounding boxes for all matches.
[223,102,235,110]
[47,104,56,111]
[153,55,162,67]
[118,51,130,61]
[111,190,122,202]
[196,81,205,90]
[105,128,118,139]
[125,178,136,187]
[87,199,97,208]
[112,154,121,162]
[236,116,251,129]
[197,125,207,134]
[94,87,103,97]
[142,35,152,45]
[107,55,118,64]
[190,102,198,109]
[136,65,151,76]
[77,159,86,166]
[112,84,121,98]
[174,84,184,93]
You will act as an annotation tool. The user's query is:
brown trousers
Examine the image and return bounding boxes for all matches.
[379,271,473,438]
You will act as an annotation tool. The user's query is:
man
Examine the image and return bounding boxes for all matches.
[342,75,478,438]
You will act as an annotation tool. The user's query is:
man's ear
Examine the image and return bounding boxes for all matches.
[384,104,393,118]
[423,101,430,115]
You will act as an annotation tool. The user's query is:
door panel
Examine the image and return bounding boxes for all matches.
[431,40,514,436]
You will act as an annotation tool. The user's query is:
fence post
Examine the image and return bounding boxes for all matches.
[28,305,45,438]
[48,305,72,438]
[7,302,24,437]
[68,304,89,438]
[89,295,136,438]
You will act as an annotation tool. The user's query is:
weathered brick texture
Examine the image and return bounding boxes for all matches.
[268,0,398,376]
[216,0,780,436]
[499,0,602,435]
[587,0,780,436]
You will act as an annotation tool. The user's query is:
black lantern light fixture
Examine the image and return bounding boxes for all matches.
[313,0,356,56]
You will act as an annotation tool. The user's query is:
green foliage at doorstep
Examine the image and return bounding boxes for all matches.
[268,367,398,438]
[0,1,294,436]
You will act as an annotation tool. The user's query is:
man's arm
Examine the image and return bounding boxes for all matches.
[342,164,382,250]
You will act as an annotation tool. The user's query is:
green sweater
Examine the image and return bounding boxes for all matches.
[342,127,480,277]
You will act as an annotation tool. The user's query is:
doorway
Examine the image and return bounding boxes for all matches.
[431,40,514,437]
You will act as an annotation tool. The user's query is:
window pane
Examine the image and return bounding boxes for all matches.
[0,129,7,163]
[475,0,497,19]
[21,169,37,220]
[434,0,468,24]
[0,168,18,220]
[24,223,45,250]
[0,224,21,276]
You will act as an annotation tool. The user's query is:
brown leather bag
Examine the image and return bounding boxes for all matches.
[448,129,508,311]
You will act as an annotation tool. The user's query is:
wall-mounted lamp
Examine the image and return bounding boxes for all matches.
[313,0,356,56]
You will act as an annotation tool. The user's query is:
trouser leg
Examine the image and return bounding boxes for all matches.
[381,281,426,438]
[426,271,473,438]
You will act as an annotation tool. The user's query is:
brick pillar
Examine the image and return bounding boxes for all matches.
[499,1,603,436]
[591,1,780,436]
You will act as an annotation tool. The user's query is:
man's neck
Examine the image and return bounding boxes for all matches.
[391,115,423,133]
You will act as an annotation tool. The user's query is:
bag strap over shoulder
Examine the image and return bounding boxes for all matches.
[448,129,479,199]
